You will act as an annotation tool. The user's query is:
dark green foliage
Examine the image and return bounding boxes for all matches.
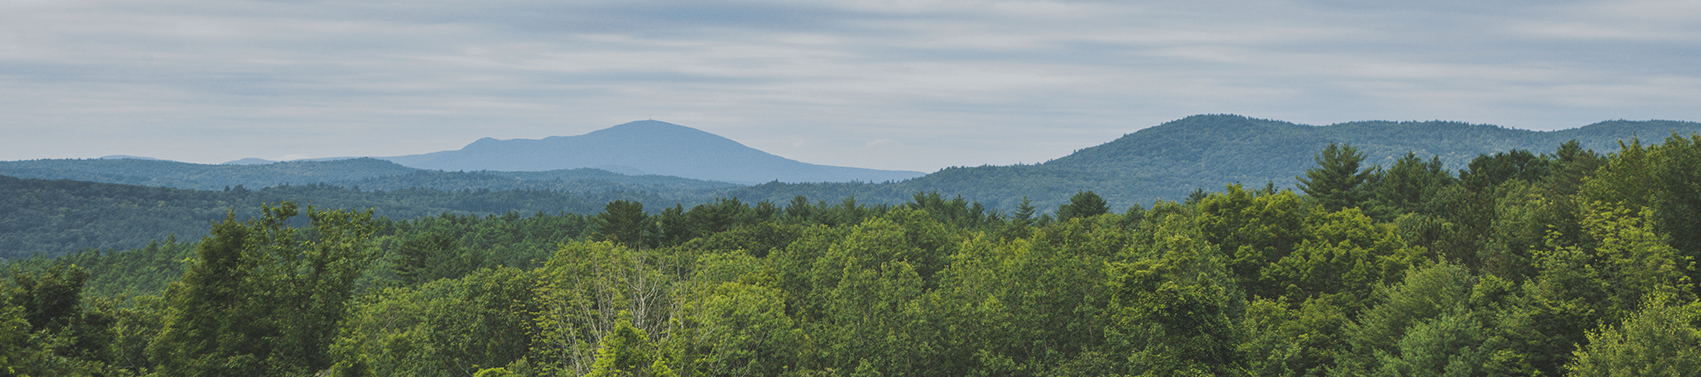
[1056,191,1110,221]
[594,200,654,249]
[10,135,1701,376]
[149,202,379,376]
[1,263,123,374]
[687,198,754,237]
[392,233,480,285]
[907,191,996,230]
[0,175,663,259]
[1545,140,1606,197]
[1297,143,1373,212]
[1649,134,1701,287]
[1012,196,1037,222]
[1364,152,1456,220]
[379,210,592,271]
[8,264,89,335]
[1461,149,1551,190]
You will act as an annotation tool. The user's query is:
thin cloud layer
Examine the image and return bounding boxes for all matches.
[2,0,1696,171]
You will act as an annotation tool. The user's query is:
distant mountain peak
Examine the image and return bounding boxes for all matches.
[380,120,925,184]
[612,119,686,128]
[582,120,725,140]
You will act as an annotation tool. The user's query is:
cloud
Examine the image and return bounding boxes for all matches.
[1,0,1697,171]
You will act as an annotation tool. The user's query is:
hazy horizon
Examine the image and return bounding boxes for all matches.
[40,116,1696,173]
[4,0,1697,171]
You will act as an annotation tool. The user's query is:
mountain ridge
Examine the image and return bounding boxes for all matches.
[8,115,1700,213]
[722,114,1701,211]
[379,120,927,184]
[0,157,736,195]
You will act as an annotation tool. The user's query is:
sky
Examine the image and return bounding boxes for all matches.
[3,0,1698,172]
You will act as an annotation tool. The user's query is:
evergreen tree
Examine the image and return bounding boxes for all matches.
[652,204,693,247]
[393,232,478,285]
[596,200,654,249]
[1012,196,1037,227]
[1364,152,1455,219]
[1297,143,1374,212]
[1056,191,1109,221]
[1460,149,1550,191]
[1544,139,1605,197]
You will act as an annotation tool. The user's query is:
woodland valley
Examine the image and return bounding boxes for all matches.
[3,114,1701,376]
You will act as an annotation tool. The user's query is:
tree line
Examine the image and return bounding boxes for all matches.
[4,134,1701,376]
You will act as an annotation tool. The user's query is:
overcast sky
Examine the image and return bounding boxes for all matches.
[3,0,1697,172]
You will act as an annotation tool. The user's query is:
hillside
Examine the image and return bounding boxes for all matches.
[0,175,690,259]
[0,157,738,195]
[722,115,1701,211]
[0,158,420,190]
[380,120,927,184]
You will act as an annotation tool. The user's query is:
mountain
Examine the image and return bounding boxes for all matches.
[11,114,1700,216]
[379,120,927,184]
[722,115,1701,211]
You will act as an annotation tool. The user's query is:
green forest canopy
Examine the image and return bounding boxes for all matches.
[4,133,1701,376]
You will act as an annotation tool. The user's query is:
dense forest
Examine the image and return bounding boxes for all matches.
[4,133,1701,376]
[0,158,737,194]
[0,177,683,259]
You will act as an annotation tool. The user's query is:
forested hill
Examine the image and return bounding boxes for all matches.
[8,132,1701,376]
[380,120,928,184]
[0,157,739,195]
[723,115,1701,211]
[0,158,417,189]
[0,175,684,260]
[1051,115,1701,174]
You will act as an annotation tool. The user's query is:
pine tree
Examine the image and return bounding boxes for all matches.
[1012,196,1037,227]
[1297,143,1373,212]
[1056,191,1109,221]
[596,200,654,249]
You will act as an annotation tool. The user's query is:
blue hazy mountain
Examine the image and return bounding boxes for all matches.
[379,120,927,184]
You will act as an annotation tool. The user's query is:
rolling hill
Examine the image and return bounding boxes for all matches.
[722,115,1701,211]
[0,157,738,195]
